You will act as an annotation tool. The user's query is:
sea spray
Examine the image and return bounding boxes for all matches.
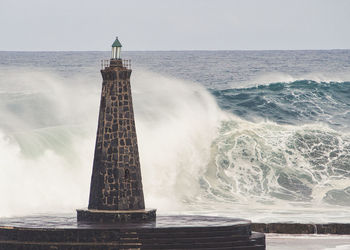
[0,129,92,217]
[0,70,99,216]
[0,69,225,215]
[132,70,225,210]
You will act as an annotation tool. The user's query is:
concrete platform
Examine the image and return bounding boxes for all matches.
[0,215,266,249]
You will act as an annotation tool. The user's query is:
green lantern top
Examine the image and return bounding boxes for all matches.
[112,37,122,48]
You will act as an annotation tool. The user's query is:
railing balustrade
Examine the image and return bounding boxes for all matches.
[101,59,131,70]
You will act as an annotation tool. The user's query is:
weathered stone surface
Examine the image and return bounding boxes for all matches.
[316,223,350,234]
[252,223,315,234]
[77,209,156,223]
[88,59,145,211]
[251,223,267,233]
[268,223,315,234]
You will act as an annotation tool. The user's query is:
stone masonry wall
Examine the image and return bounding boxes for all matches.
[88,59,145,210]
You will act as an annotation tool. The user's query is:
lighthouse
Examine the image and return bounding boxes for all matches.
[77,37,156,222]
[0,37,265,250]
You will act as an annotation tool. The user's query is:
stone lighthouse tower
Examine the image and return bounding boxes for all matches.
[77,37,156,222]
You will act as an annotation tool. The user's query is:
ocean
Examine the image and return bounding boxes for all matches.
[0,50,349,223]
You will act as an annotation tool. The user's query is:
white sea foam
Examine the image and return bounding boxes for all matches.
[203,117,350,204]
[0,68,349,222]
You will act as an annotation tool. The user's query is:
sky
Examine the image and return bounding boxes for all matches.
[0,0,349,51]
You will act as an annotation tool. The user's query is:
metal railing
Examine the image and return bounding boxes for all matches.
[122,59,131,69]
[101,59,110,69]
[100,59,131,70]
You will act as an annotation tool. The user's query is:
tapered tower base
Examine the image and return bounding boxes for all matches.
[77,208,156,223]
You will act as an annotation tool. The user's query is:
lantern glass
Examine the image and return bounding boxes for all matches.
[112,47,121,59]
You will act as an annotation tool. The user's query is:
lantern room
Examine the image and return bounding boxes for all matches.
[111,36,122,59]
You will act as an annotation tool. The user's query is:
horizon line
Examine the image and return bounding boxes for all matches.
[0,48,349,53]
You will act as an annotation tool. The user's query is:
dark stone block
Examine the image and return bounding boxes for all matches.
[106,114,112,121]
[252,223,267,233]
[316,223,350,234]
[107,196,113,204]
[107,177,114,184]
[111,139,118,147]
[77,209,156,223]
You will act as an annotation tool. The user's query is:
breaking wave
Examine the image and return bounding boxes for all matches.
[0,69,349,221]
[212,80,350,130]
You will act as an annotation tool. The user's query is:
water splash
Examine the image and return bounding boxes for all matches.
[0,69,349,223]
[201,118,350,206]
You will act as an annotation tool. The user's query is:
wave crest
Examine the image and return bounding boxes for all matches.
[212,80,350,130]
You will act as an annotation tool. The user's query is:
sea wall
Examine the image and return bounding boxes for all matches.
[252,223,350,234]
